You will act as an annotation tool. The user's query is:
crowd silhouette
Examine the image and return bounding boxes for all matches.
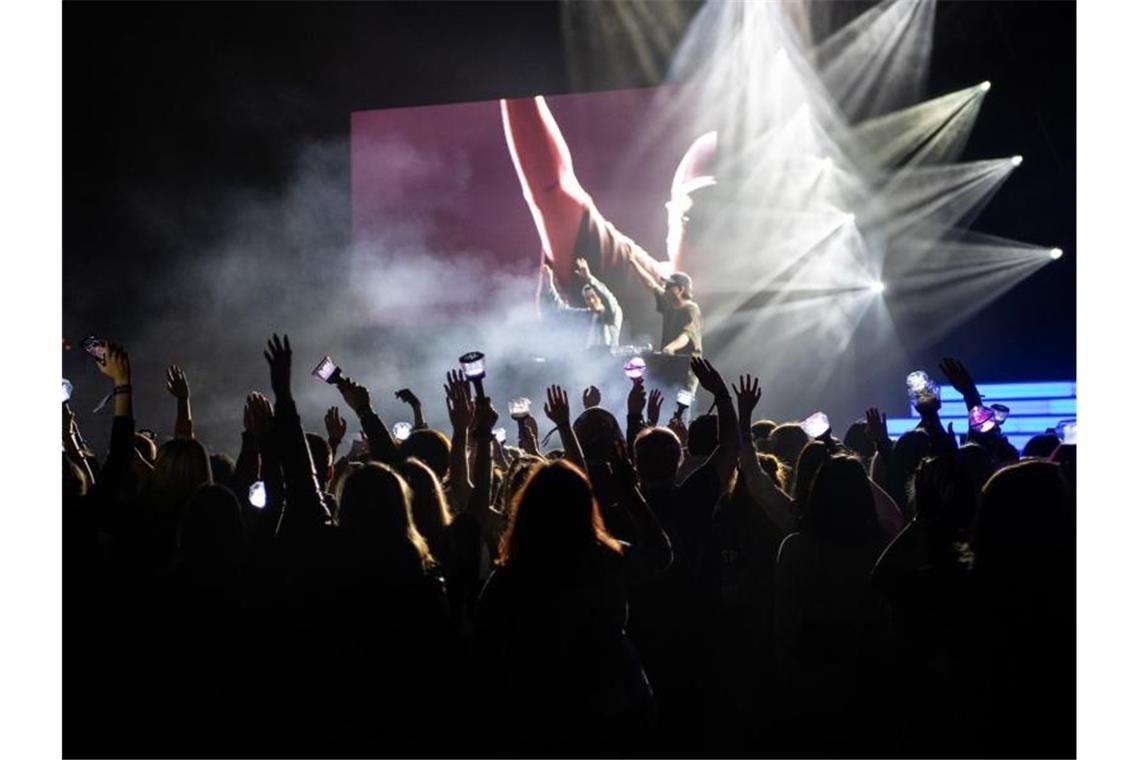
[63,336,1075,758]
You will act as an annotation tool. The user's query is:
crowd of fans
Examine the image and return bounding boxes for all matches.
[63,336,1075,758]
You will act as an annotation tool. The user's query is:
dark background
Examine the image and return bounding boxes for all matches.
[65,0,1075,437]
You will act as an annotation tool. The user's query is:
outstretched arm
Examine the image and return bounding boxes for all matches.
[544,384,587,474]
[165,364,194,440]
[628,249,666,295]
[444,370,474,511]
[733,374,795,534]
[263,334,332,537]
[501,96,590,284]
[395,388,427,430]
[336,376,401,465]
[689,358,740,495]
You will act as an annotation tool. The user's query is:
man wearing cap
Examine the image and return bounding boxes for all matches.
[626,258,703,393]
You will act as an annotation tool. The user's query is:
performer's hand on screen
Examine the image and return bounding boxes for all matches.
[574,257,591,280]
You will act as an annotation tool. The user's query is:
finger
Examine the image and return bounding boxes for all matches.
[283,334,291,353]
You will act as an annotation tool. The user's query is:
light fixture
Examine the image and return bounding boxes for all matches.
[980,80,992,92]
[1050,247,1064,260]
[1011,155,1024,167]
[844,212,856,224]
[821,156,833,170]
[871,280,886,294]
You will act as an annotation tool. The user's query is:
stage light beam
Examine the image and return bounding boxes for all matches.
[871,280,886,293]
[1011,155,1023,167]
[980,80,992,92]
[1050,247,1064,260]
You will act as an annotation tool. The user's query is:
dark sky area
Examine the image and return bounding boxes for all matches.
[64,0,1075,438]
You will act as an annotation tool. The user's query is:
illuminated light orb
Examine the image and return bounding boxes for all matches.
[980,80,992,92]
[1011,155,1024,167]
[871,280,886,294]
[1050,247,1064,260]
[844,212,856,224]
[821,156,833,170]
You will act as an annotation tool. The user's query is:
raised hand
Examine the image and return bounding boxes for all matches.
[325,406,347,448]
[97,342,131,386]
[166,363,194,439]
[165,364,190,399]
[395,388,421,408]
[444,369,474,431]
[245,392,274,438]
[397,387,426,428]
[691,356,729,398]
[336,376,372,416]
[544,384,572,428]
[647,387,663,427]
[263,333,293,401]
[865,407,888,446]
[574,257,591,280]
[627,378,647,418]
[938,356,982,408]
[582,385,601,409]
[732,373,762,424]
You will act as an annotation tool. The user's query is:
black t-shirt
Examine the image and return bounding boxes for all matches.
[655,291,702,355]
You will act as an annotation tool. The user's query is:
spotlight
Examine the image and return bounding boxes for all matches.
[821,156,833,170]
[1011,155,1024,167]
[980,80,992,92]
[844,212,856,224]
[1050,247,1064,260]
[871,280,886,294]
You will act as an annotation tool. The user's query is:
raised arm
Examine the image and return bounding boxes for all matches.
[263,334,331,537]
[231,394,262,499]
[94,343,137,503]
[543,384,586,474]
[625,379,649,454]
[395,387,427,430]
[576,257,622,327]
[469,397,506,555]
[689,357,740,494]
[538,263,572,313]
[628,248,666,295]
[336,376,401,465]
[165,364,194,440]
[501,97,590,281]
[733,374,796,534]
[444,369,474,511]
[324,406,347,460]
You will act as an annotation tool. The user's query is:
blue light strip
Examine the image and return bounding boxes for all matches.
[930,381,1076,402]
[888,415,1068,436]
[909,398,1076,418]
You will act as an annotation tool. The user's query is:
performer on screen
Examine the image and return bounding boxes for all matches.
[539,257,624,350]
[500,95,717,311]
